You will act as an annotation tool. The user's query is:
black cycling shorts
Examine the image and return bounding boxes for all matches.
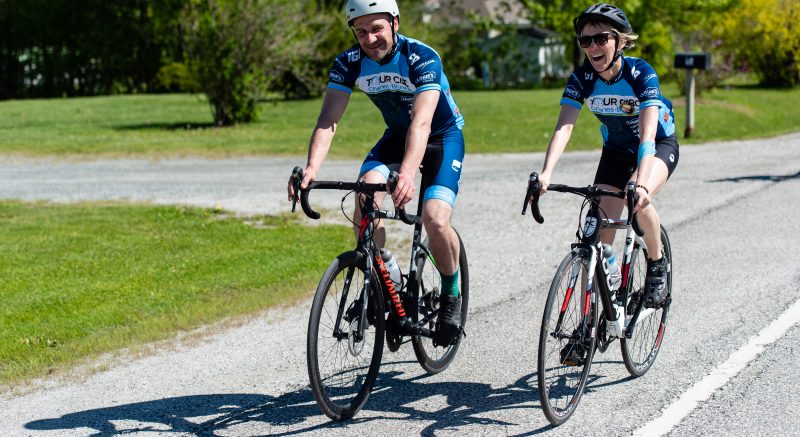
[594,135,680,189]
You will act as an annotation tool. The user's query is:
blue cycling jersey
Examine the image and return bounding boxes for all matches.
[560,56,676,155]
[327,34,465,136]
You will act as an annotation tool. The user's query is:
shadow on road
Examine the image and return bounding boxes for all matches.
[708,170,800,183]
[25,358,631,436]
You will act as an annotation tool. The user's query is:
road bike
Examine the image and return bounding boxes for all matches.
[522,172,672,425]
[290,166,469,421]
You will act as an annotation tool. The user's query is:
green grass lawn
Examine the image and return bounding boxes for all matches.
[0,201,351,385]
[1,85,798,157]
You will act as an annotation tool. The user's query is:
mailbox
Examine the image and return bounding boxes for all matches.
[674,53,711,70]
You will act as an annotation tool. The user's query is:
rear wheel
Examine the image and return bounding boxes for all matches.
[307,251,385,421]
[538,250,598,426]
[621,225,672,376]
[411,231,469,374]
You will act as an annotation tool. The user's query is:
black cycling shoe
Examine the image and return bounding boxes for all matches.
[433,295,462,347]
[643,256,669,308]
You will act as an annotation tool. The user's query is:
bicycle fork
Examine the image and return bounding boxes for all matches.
[332,264,371,343]
[553,253,596,345]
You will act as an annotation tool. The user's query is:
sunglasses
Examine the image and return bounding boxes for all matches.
[577,32,615,48]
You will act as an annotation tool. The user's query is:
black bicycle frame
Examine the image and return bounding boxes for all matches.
[292,167,436,342]
[523,173,648,341]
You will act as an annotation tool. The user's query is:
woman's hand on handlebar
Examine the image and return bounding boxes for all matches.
[634,185,651,212]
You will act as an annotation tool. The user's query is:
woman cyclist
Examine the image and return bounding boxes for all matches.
[534,3,678,308]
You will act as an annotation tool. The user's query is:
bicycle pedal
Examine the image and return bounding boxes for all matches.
[432,324,463,347]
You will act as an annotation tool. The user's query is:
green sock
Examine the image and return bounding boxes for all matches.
[440,269,460,297]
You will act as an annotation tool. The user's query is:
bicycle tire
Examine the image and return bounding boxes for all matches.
[307,251,385,421]
[411,230,469,374]
[538,249,598,425]
[621,225,672,376]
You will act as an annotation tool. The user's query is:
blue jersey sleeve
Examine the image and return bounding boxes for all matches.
[560,71,587,109]
[408,43,443,93]
[630,60,663,109]
[327,46,361,94]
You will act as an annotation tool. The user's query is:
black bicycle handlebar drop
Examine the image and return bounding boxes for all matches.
[522,172,544,223]
[289,167,418,224]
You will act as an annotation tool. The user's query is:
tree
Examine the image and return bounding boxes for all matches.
[0,0,185,99]
[715,0,800,87]
[182,0,318,125]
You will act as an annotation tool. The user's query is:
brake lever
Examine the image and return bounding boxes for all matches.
[625,181,644,237]
[523,172,544,223]
[290,166,303,213]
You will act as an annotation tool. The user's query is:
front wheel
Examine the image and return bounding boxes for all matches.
[538,250,598,426]
[621,225,672,376]
[307,251,385,421]
[411,230,469,374]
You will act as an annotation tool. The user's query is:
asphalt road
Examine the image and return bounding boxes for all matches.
[1,133,799,436]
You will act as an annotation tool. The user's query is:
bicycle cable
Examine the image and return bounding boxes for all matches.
[340,190,384,229]
[575,195,611,241]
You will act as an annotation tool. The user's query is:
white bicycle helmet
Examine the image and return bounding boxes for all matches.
[345,0,400,25]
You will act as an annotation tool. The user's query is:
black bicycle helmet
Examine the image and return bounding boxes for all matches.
[573,3,632,35]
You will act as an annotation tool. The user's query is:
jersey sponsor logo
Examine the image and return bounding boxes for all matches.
[631,66,641,79]
[357,72,415,93]
[414,59,435,70]
[329,71,344,83]
[583,216,597,236]
[588,94,640,114]
[620,101,636,114]
[416,71,436,83]
[642,87,659,99]
[643,73,657,83]
[347,49,360,63]
[451,159,462,172]
[564,85,580,99]
[408,52,420,65]
[400,95,413,102]
[585,72,594,80]
[335,58,349,72]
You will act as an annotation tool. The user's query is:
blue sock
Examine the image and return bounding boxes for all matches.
[440,269,460,297]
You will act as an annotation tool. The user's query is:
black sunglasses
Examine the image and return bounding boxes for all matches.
[577,32,615,48]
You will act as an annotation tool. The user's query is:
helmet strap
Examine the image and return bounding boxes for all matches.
[594,37,623,75]
[377,15,398,65]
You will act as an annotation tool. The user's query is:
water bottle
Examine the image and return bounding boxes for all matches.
[602,243,621,291]
[381,248,403,290]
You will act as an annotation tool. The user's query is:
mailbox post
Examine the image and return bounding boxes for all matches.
[674,53,711,138]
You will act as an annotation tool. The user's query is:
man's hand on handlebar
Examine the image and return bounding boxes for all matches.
[390,170,415,209]
[287,166,317,202]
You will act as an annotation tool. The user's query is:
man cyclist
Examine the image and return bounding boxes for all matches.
[535,3,678,310]
[287,0,465,346]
